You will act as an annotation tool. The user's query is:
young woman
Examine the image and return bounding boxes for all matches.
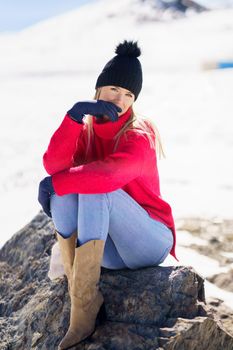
[38,40,177,350]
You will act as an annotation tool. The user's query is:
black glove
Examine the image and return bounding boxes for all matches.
[67,100,122,124]
[38,176,55,218]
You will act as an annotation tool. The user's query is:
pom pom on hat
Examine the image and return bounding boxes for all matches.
[115,40,141,58]
[95,40,143,100]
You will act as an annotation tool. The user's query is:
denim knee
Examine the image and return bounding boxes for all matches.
[50,193,78,237]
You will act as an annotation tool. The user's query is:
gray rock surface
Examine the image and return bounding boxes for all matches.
[208,269,233,292]
[176,217,233,265]
[176,216,233,336]
[0,212,233,350]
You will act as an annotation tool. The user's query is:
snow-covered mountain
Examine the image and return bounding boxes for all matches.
[0,0,233,248]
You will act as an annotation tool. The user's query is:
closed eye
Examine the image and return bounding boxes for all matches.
[110,86,133,97]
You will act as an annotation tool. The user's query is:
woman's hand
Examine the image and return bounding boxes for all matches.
[67,100,122,124]
[38,176,55,217]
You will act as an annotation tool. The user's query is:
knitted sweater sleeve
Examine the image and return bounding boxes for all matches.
[43,114,84,175]
[52,133,150,195]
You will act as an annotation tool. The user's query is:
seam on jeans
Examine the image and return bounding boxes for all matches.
[99,194,107,240]
[115,189,150,217]
[105,193,112,214]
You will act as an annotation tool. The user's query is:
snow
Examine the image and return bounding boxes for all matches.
[0,0,233,307]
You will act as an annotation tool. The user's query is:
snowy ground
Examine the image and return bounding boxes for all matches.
[0,0,232,306]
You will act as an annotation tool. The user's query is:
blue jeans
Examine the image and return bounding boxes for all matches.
[50,189,173,270]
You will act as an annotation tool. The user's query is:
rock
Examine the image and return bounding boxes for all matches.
[100,265,205,324]
[207,269,233,293]
[0,212,233,350]
[207,297,233,337]
[134,0,208,24]
[159,317,233,350]
[176,217,233,267]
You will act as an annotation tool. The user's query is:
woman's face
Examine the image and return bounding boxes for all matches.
[98,86,135,117]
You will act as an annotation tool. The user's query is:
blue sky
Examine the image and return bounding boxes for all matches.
[0,0,232,32]
[0,0,94,32]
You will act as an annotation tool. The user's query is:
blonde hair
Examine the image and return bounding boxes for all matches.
[83,88,166,160]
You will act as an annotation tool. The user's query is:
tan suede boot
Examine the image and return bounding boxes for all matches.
[58,239,105,350]
[56,231,77,289]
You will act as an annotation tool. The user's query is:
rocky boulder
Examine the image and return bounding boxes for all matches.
[0,212,233,350]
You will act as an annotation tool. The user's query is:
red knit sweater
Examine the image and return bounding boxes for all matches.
[43,107,177,260]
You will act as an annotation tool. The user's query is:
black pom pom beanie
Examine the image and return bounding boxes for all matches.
[95,40,143,100]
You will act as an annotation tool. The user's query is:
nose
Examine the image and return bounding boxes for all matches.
[114,92,124,103]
